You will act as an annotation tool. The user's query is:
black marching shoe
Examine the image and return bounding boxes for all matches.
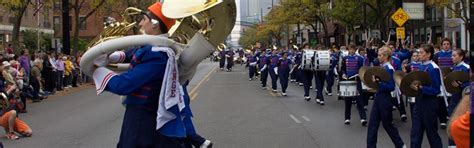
[304,96,310,101]
[361,119,367,126]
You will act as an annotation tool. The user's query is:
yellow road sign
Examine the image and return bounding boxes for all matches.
[391,8,409,27]
[396,27,405,40]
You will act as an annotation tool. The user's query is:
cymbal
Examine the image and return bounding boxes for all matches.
[440,67,452,77]
[393,71,406,87]
[358,66,370,83]
[162,0,223,18]
[443,71,469,94]
[399,71,431,97]
[363,67,390,90]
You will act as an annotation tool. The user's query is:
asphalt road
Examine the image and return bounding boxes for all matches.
[4,60,448,148]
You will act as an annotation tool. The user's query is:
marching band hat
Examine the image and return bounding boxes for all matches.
[148,2,176,32]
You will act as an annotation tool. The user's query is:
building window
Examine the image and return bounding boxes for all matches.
[79,16,86,30]
[44,21,51,28]
[53,16,61,30]
[54,1,61,10]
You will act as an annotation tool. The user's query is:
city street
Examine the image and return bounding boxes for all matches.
[4,60,448,148]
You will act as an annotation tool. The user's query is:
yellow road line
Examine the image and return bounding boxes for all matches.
[189,66,217,100]
[190,92,198,101]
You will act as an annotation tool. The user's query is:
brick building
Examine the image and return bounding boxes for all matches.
[0,4,54,49]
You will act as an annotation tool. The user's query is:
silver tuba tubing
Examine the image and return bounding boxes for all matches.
[80,35,181,76]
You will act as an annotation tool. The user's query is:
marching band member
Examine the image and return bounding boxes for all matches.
[433,38,453,129]
[447,48,469,147]
[218,49,226,71]
[238,48,244,66]
[93,3,189,147]
[388,43,407,122]
[294,47,304,86]
[226,48,234,72]
[253,42,262,77]
[301,44,314,101]
[340,44,366,125]
[313,45,326,105]
[358,47,372,109]
[278,52,292,96]
[247,50,258,81]
[366,46,406,148]
[404,51,421,118]
[258,50,270,89]
[269,49,280,92]
[410,44,443,148]
[325,45,338,96]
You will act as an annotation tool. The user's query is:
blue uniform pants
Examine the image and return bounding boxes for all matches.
[260,69,269,87]
[279,70,290,93]
[117,105,185,148]
[269,66,279,90]
[314,71,326,100]
[410,95,443,148]
[290,67,297,81]
[219,59,225,68]
[344,80,366,120]
[391,94,407,116]
[367,93,404,148]
[325,69,335,93]
[437,97,448,124]
[296,68,303,83]
[248,66,257,79]
[302,70,314,97]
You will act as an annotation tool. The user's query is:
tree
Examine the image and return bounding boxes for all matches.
[70,0,115,54]
[0,0,31,51]
[330,1,364,43]
[260,5,286,46]
[239,25,269,49]
[361,0,398,41]
[22,29,51,52]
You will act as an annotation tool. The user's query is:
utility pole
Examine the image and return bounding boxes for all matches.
[62,0,71,55]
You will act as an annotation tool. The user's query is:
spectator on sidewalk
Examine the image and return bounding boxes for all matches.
[30,59,42,102]
[0,109,32,140]
[64,56,73,89]
[55,55,65,91]
[18,49,30,83]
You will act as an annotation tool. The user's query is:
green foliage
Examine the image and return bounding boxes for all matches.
[21,30,52,52]
[71,38,89,52]
[330,1,364,33]
[239,26,269,49]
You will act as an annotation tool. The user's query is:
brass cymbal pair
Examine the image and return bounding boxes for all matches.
[444,71,469,94]
[394,71,431,97]
[359,67,389,90]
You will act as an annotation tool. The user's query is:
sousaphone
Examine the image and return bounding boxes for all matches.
[80,0,236,85]
[443,71,469,94]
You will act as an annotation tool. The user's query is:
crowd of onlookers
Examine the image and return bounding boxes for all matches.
[0,44,91,141]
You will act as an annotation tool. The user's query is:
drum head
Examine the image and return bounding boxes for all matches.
[444,71,469,94]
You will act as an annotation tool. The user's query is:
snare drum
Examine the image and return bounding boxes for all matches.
[314,50,330,71]
[339,81,358,97]
[301,49,315,70]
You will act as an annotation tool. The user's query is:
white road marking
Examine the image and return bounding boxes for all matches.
[289,114,301,123]
[301,116,311,122]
